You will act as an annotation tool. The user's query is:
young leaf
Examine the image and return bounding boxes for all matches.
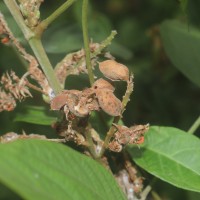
[14,106,57,125]
[0,140,126,200]
[127,126,200,192]
[160,20,200,87]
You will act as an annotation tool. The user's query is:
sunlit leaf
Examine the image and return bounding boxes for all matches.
[0,140,126,200]
[127,126,200,192]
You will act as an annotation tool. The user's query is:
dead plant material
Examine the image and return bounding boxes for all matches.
[99,60,129,81]
[0,132,65,144]
[109,124,149,152]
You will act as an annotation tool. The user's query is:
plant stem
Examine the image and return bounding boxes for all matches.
[85,125,97,159]
[3,0,62,95]
[188,115,200,134]
[36,0,76,35]
[29,38,61,95]
[3,0,34,40]
[98,75,134,157]
[82,0,95,85]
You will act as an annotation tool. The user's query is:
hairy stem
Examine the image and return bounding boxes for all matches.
[98,75,134,157]
[82,0,95,85]
[36,0,76,35]
[188,115,200,134]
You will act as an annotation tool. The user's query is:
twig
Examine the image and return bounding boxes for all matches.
[188,115,200,134]
[3,0,62,95]
[82,0,95,85]
[35,0,77,36]
[140,185,152,200]
[140,178,157,200]
[28,38,62,95]
[3,0,34,40]
[84,125,98,159]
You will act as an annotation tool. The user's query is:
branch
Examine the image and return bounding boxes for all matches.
[35,0,77,36]
[188,115,200,134]
[82,0,95,85]
[3,0,62,95]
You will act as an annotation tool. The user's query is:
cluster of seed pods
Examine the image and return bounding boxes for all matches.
[51,60,129,118]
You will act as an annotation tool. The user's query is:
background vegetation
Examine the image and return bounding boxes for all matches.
[0,0,200,199]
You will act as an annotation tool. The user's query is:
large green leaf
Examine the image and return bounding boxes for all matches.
[127,126,200,192]
[160,20,200,87]
[14,106,57,125]
[0,140,126,200]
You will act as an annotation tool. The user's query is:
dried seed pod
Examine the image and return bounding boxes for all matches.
[96,89,122,116]
[108,140,122,152]
[50,93,68,110]
[50,90,80,110]
[93,78,114,91]
[99,60,129,81]
[113,124,149,145]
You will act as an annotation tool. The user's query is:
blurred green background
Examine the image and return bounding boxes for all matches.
[0,0,200,199]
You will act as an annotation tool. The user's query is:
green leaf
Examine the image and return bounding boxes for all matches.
[108,41,133,60]
[160,20,200,87]
[44,23,83,54]
[14,106,57,125]
[127,126,200,192]
[0,140,126,200]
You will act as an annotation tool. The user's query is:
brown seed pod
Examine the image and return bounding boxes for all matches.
[93,78,114,91]
[50,93,68,110]
[96,89,122,116]
[50,90,80,110]
[99,60,129,81]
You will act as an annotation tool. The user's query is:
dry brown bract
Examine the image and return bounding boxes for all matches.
[109,124,149,152]
[0,71,32,111]
[1,71,32,101]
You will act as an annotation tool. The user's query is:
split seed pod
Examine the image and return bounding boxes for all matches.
[99,60,129,81]
[96,89,122,116]
[50,90,80,111]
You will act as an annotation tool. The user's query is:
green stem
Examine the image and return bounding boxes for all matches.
[188,115,200,134]
[36,0,76,35]
[82,0,95,85]
[29,38,61,95]
[85,125,97,159]
[3,0,34,40]
[3,0,62,95]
